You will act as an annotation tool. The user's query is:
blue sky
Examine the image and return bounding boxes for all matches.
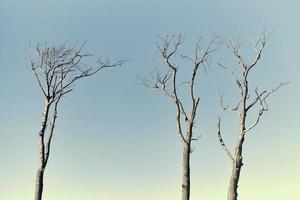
[0,0,299,199]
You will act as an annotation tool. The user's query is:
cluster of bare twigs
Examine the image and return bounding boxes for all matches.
[217,33,288,160]
[31,43,126,103]
[32,42,126,166]
[140,34,221,145]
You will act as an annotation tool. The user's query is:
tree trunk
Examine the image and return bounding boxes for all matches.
[182,144,191,200]
[34,102,49,200]
[34,168,44,200]
[227,155,243,200]
[227,128,245,200]
[35,133,45,200]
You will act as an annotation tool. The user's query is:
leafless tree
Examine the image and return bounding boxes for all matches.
[31,42,125,200]
[217,33,288,200]
[140,35,220,200]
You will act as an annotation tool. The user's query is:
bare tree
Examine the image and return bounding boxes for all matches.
[31,42,125,200]
[217,33,287,200]
[140,35,220,200]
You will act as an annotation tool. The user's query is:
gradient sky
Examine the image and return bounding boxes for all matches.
[0,0,299,199]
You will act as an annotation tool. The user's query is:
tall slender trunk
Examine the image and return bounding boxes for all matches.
[227,149,243,200]
[34,101,49,200]
[182,144,191,200]
[35,168,44,200]
[227,101,246,200]
[35,133,46,200]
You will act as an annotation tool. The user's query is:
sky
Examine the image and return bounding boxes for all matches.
[0,0,299,199]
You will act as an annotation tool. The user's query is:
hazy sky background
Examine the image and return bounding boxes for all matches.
[0,0,299,199]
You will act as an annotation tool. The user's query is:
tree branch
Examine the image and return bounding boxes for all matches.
[244,82,288,133]
[217,117,235,163]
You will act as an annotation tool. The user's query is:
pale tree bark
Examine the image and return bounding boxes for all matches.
[217,32,288,200]
[31,43,125,200]
[140,34,220,200]
[182,143,191,200]
[34,101,50,200]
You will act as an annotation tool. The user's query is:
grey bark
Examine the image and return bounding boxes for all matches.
[227,127,245,200]
[34,169,44,200]
[182,144,191,200]
[227,86,247,200]
[34,102,50,200]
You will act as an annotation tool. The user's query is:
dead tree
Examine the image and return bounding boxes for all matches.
[31,43,125,200]
[140,35,219,200]
[217,33,287,200]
